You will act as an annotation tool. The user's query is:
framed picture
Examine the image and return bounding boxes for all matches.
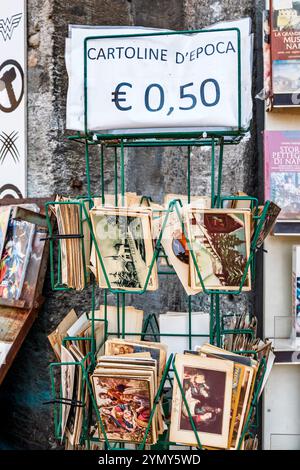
[170,354,233,448]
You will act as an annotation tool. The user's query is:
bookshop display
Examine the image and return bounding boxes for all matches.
[0,200,49,383]
[263,1,300,108]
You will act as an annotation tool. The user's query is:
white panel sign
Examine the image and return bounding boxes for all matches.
[66,20,253,134]
[0,0,26,198]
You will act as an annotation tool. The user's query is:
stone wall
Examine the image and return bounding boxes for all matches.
[0,0,263,449]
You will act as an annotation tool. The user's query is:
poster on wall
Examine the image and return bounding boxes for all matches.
[264,130,300,219]
[0,0,26,198]
[270,0,300,107]
[66,18,253,134]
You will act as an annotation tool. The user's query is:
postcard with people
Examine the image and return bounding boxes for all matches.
[0,216,35,300]
[170,353,233,448]
[90,207,158,292]
[91,372,155,444]
[186,209,251,291]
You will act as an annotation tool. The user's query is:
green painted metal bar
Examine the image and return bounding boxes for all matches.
[121,293,126,339]
[90,280,96,364]
[104,289,108,338]
[210,295,215,344]
[211,138,215,207]
[216,139,224,208]
[85,140,91,199]
[188,296,192,350]
[215,294,221,347]
[120,139,125,206]
[116,293,120,338]
[114,147,118,207]
[100,144,105,205]
[187,146,191,204]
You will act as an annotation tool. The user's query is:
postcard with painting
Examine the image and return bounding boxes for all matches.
[91,372,155,444]
[170,354,233,448]
[186,209,251,291]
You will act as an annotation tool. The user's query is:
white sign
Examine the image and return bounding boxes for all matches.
[0,0,26,198]
[66,20,253,134]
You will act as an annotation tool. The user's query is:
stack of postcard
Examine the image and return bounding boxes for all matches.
[60,343,89,448]
[48,309,106,360]
[48,310,107,448]
[90,206,158,292]
[53,196,90,290]
[170,343,273,449]
[91,354,159,445]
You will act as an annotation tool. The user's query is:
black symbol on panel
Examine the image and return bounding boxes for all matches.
[0,183,23,199]
[0,131,19,164]
[0,13,22,41]
[0,60,24,113]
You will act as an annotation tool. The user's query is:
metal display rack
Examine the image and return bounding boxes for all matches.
[46,29,268,450]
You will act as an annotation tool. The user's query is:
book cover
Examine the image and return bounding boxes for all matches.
[264,130,300,219]
[270,1,300,106]
[292,245,300,343]
[0,216,35,300]
[0,207,11,260]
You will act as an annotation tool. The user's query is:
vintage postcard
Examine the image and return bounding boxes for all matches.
[48,309,78,360]
[254,201,281,248]
[170,353,233,448]
[61,345,76,441]
[161,209,201,295]
[186,209,251,291]
[90,207,158,292]
[91,372,155,444]
[105,339,167,382]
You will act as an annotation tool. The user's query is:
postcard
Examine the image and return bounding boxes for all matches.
[90,207,158,292]
[170,353,233,448]
[254,201,281,248]
[91,372,155,444]
[186,209,251,291]
[161,209,200,295]
[105,339,167,382]
[61,345,76,440]
[48,309,78,360]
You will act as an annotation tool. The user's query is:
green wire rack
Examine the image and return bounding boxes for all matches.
[46,28,267,451]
